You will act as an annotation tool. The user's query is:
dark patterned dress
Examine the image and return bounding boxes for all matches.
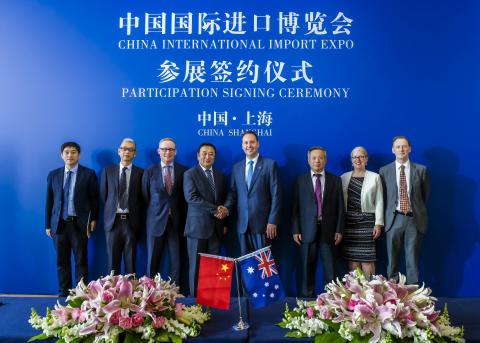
[342,177,376,262]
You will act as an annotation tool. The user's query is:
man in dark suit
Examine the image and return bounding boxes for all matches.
[100,138,143,275]
[45,142,98,297]
[379,136,430,284]
[142,138,187,286]
[225,131,281,255]
[183,142,228,296]
[292,146,344,297]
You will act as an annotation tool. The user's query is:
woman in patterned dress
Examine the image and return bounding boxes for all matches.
[341,147,384,279]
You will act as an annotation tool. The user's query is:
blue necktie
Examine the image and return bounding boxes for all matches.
[247,160,254,189]
[62,170,73,219]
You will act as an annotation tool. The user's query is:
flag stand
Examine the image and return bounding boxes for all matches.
[232,260,249,331]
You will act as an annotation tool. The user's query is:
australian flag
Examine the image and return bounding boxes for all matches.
[237,246,285,308]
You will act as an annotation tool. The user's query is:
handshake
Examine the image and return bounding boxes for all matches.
[214,205,229,219]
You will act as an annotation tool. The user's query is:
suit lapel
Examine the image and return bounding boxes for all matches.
[113,165,120,195]
[304,173,315,202]
[409,162,416,197]
[389,163,398,199]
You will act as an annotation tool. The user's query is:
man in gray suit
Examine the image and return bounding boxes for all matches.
[183,143,228,296]
[379,136,430,284]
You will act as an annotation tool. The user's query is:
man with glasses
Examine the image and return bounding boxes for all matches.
[45,142,98,297]
[142,138,187,288]
[100,138,144,275]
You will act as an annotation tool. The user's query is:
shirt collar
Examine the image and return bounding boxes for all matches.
[161,161,174,168]
[311,169,324,178]
[199,164,212,173]
[395,160,410,170]
[120,162,132,171]
[246,154,259,164]
[64,164,78,173]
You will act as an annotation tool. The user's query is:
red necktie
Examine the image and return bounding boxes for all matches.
[164,165,173,195]
[399,165,411,213]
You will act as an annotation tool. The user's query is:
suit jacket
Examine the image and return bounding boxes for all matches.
[100,164,144,232]
[379,161,430,233]
[183,165,227,239]
[142,162,187,237]
[341,170,384,226]
[225,156,281,234]
[45,164,99,233]
[292,171,345,243]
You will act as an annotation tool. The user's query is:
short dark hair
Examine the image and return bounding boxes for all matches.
[308,146,327,156]
[392,135,411,147]
[241,130,258,142]
[197,142,216,154]
[61,141,81,154]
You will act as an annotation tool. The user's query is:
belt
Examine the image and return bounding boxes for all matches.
[62,216,76,222]
[395,210,413,217]
[116,213,129,220]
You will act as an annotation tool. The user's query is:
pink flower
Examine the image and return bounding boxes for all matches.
[153,316,166,329]
[132,313,144,327]
[109,311,121,325]
[52,307,70,324]
[306,307,314,319]
[119,316,133,329]
[175,303,184,317]
[71,308,86,322]
[347,299,359,310]
[140,277,156,289]
[102,291,114,303]
[319,307,332,320]
[406,313,414,321]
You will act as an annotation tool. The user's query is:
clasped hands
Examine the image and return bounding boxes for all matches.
[214,205,229,219]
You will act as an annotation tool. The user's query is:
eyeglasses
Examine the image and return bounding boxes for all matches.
[159,148,176,152]
[351,156,366,160]
[119,147,136,152]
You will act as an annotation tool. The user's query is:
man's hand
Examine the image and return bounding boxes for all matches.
[214,206,229,219]
[223,226,228,235]
[89,220,97,232]
[46,229,53,238]
[293,233,302,245]
[266,223,277,239]
[334,233,343,246]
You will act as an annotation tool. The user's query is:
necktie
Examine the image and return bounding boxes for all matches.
[247,160,254,189]
[164,165,173,195]
[206,169,216,199]
[399,165,411,213]
[314,174,323,219]
[119,167,128,210]
[62,170,73,219]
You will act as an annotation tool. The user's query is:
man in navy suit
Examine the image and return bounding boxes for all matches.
[45,142,98,297]
[379,136,430,284]
[292,146,344,297]
[225,131,281,255]
[183,143,228,296]
[100,138,143,275]
[142,138,187,286]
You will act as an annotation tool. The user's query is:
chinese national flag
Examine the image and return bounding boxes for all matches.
[197,254,234,310]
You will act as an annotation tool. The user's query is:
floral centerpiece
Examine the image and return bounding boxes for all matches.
[29,273,210,343]
[278,270,464,343]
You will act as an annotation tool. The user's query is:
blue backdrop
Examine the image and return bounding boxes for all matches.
[1,0,478,297]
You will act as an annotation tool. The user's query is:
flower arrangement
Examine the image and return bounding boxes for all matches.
[278,270,464,343]
[29,273,210,343]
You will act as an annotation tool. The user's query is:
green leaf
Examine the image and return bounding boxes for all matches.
[285,331,305,338]
[155,332,170,342]
[82,336,95,343]
[350,332,373,343]
[277,321,287,328]
[169,334,182,343]
[28,333,50,342]
[68,297,84,308]
[57,339,66,343]
[315,332,346,343]
[123,332,142,343]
